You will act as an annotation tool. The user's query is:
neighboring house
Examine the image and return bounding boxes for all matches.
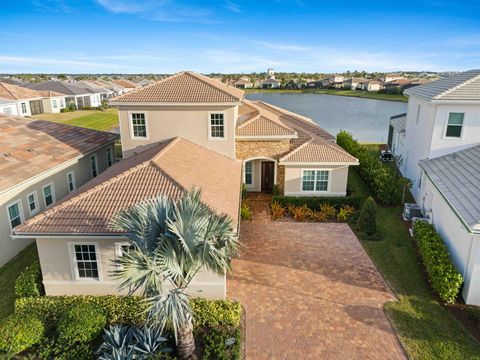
[0,115,118,266]
[387,113,407,157]
[26,81,101,109]
[343,78,367,90]
[322,75,344,88]
[359,80,384,91]
[306,80,323,88]
[111,79,138,92]
[260,78,280,89]
[234,78,253,89]
[393,69,480,305]
[381,73,404,83]
[76,80,113,101]
[12,71,356,298]
[0,82,65,116]
[0,99,19,116]
[89,79,126,96]
[136,79,154,87]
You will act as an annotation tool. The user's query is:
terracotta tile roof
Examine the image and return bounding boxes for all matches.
[0,82,44,100]
[112,79,138,88]
[236,115,297,137]
[110,72,244,104]
[279,138,358,164]
[0,115,119,193]
[237,101,357,165]
[14,137,242,235]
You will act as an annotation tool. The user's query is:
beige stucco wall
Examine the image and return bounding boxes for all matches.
[283,165,349,196]
[36,236,226,299]
[117,105,238,159]
[0,144,115,266]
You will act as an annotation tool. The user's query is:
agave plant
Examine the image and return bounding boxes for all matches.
[109,189,239,359]
[132,326,171,355]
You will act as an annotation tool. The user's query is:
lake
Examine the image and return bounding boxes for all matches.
[245,92,407,143]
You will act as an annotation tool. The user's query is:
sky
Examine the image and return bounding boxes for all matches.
[1,0,480,74]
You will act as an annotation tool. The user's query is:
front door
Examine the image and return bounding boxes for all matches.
[261,161,275,192]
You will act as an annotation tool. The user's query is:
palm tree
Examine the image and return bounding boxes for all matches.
[110,189,239,359]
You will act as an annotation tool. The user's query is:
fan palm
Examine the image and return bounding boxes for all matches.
[110,189,239,359]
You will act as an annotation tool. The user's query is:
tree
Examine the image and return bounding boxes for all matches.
[357,196,377,237]
[110,189,239,359]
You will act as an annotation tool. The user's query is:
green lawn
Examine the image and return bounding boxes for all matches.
[245,88,408,102]
[32,108,119,131]
[0,244,39,321]
[348,159,480,359]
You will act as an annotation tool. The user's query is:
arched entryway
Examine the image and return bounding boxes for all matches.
[243,157,277,193]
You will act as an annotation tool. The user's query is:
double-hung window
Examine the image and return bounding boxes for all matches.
[3,107,12,115]
[106,147,113,167]
[131,113,147,138]
[209,113,225,139]
[52,99,58,109]
[74,244,99,279]
[21,102,27,114]
[60,98,65,108]
[302,170,329,192]
[27,191,38,215]
[445,113,464,138]
[67,171,76,192]
[7,201,23,229]
[244,161,253,185]
[43,184,55,207]
[90,154,98,178]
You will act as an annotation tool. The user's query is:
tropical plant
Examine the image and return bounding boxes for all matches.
[240,200,252,220]
[270,201,286,220]
[311,210,327,222]
[109,189,239,359]
[337,205,355,221]
[290,205,312,221]
[319,203,337,219]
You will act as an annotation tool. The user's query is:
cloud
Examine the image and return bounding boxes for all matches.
[253,40,313,52]
[31,0,71,13]
[224,1,242,13]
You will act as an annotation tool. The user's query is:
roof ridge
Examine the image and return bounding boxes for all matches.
[246,101,297,133]
[0,83,18,100]
[236,113,261,129]
[185,72,243,101]
[435,73,480,99]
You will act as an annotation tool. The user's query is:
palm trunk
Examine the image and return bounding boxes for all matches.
[177,318,195,359]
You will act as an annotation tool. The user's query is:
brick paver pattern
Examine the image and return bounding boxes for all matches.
[228,193,407,359]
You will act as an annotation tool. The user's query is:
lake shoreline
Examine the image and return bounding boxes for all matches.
[245,88,408,103]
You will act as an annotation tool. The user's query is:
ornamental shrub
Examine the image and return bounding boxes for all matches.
[240,200,252,220]
[0,313,44,354]
[357,197,377,237]
[191,298,241,328]
[413,222,463,304]
[272,195,361,210]
[202,327,241,360]
[336,130,403,205]
[57,302,107,344]
[15,260,42,297]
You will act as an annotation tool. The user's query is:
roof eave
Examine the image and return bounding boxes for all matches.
[235,134,297,140]
[278,161,359,166]
[109,101,241,107]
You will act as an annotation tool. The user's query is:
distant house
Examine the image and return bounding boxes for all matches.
[358,80,383,91]
[381,73,404,83]
[322,75,344,88]
[234,78,253,89]
[76,80,113,101]
[260,78,280,89]
[392,69,480,305]
[0,115,118,266]
[89,79,126,96]
[0,99,19,116]
[136,79,154,87]
[306,80,323,88]
[343,78,367,90]
[112,79,138,92]
[0,82,66,116]
[26,81,102,109]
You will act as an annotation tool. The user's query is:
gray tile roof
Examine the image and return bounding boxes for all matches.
[390,113,407,133]
[419,145,480,233]
[26,81,94,96]
[404,69,480,101]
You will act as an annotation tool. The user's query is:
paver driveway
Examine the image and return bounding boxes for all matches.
[227,196,406,360]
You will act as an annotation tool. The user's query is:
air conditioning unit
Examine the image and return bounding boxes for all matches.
[403,203,422,221]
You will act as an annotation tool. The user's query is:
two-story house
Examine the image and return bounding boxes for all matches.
[0,115,118,266]
[390,69,480,305]
[13,72,357,299]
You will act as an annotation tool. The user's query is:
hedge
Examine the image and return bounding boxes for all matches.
[272,195,362,210]
[413,221,463,304]
[336,130,403,205]
[14,260,42,298]
[57,302,107,344]
[15,296,242,328]
[0,313,44,354]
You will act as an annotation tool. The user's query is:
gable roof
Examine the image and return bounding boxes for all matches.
[14,137,242,235]
[0,82,44,100]
[110,72,244,104]
[404,70,480,101]
[112,79,138,88]
[419,145,480,233]
[26,81,94,96]
[0,115,118,193]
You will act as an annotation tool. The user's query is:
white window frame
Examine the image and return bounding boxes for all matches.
[114,242,136,269]
[3,107,13,115]
[300,169,330,193]
[90,154,98,178]
[106,146,113,167]
[129,112,148,139]
[67,171,76,192]
[6,199,24,230]
[52,99,58,109]
[444,112,465,139]
[26,191,39,216]
[60,98,65,108]
[21,102,27,114]
[244,160,253,185]
[42,183,56,208]
[68,242,102,281]
[208,111,227,140]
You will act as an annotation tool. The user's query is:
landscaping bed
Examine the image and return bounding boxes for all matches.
[0,263,243,359]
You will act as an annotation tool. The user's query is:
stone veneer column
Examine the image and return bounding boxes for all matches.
[276,165,285,195]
